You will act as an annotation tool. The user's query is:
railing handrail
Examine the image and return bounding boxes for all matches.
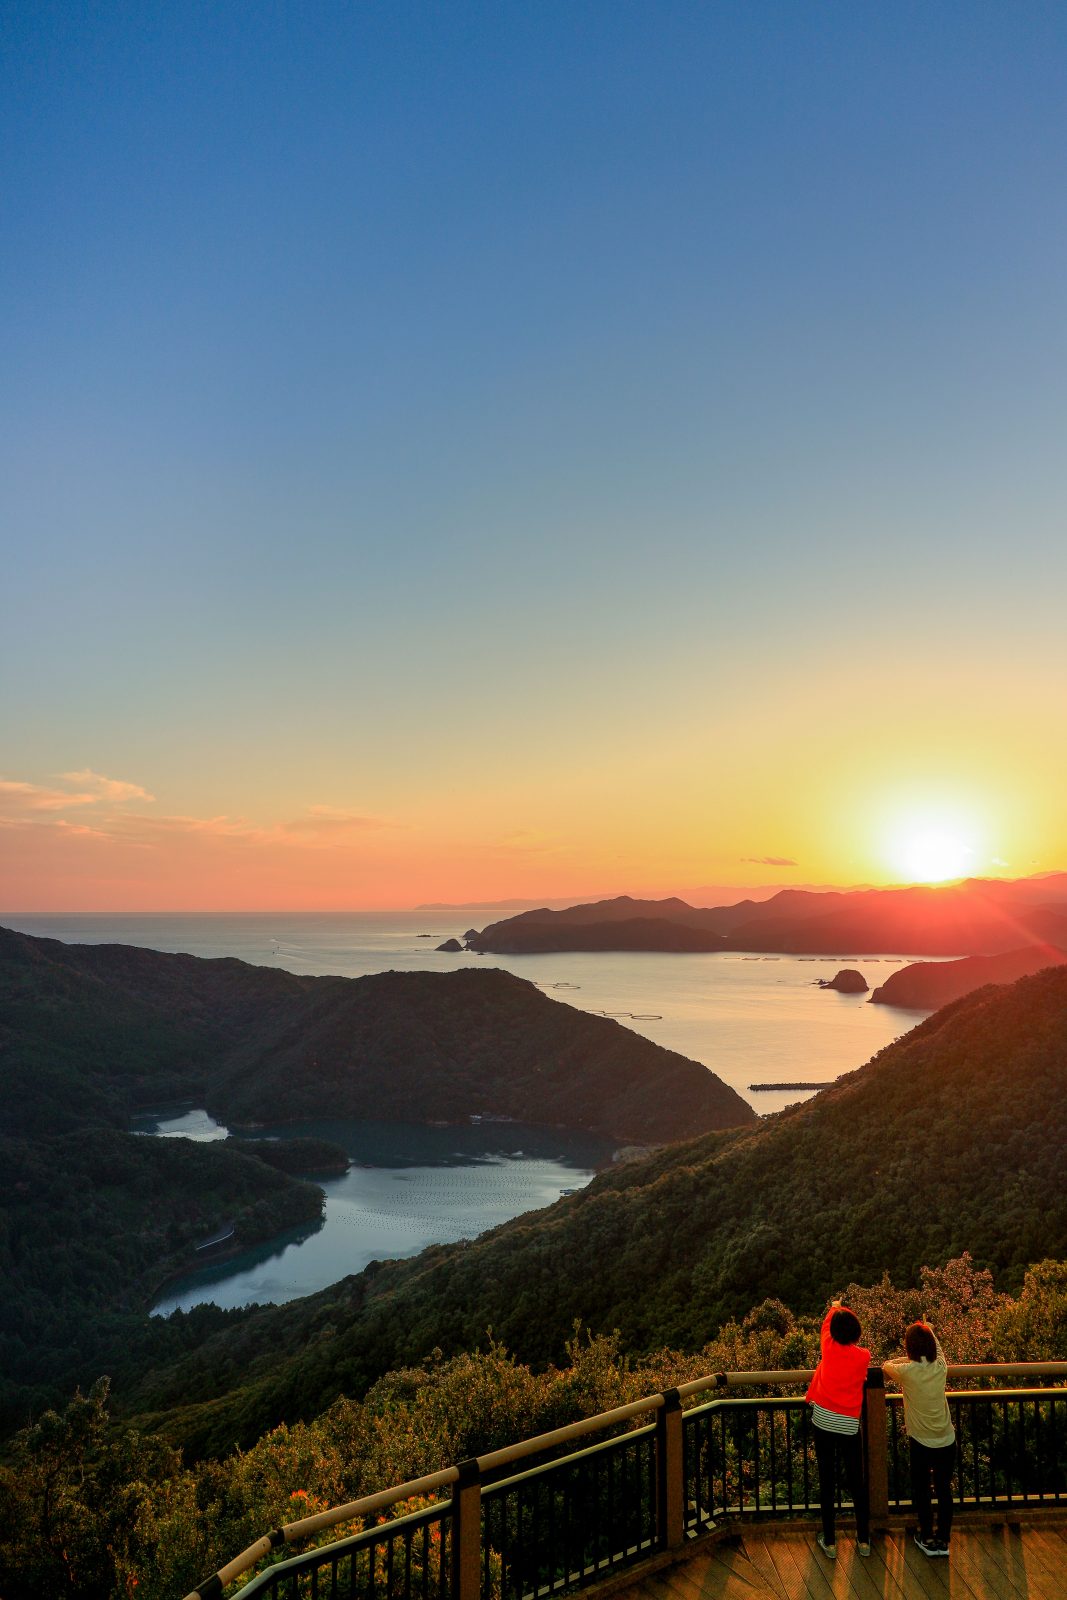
[183,1360,1067,1599]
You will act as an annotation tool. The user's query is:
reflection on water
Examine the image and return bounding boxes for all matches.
[149,1117,616,1317]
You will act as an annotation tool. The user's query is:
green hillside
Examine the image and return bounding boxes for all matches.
[0,926,753,1140]
[0,926,752,1427]
[128,966,1067,1454]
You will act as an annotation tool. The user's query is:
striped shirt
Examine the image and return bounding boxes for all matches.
[811,1402,860,1436]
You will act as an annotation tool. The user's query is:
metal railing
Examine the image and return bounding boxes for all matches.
[185,1362,1067,1600]
[684,1395,819,1527]
[241,1499,451,1600]
[481,1422,658,1597]
[888,1387,1067,1512]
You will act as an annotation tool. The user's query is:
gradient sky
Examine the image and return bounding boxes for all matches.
[2,2,1066,909]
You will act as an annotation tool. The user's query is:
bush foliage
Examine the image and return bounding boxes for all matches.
[0,1256,1061,1600]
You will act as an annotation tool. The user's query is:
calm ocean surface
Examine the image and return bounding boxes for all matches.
[6,910,930,1314]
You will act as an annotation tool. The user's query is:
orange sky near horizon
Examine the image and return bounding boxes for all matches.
[1,730,1061,911]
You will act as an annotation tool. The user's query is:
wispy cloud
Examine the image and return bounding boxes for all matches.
[0,771,154,823]
[0,774,394,863]
[61,769,155,803]
[0,778,98,817]
[52,818,111,839]
[742,855,798,867]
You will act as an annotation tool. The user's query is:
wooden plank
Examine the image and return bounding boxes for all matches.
[631,1570,711,1600]
[764,1532,839,1600]
[652,1549,778,1600]
[942,1531,1022,1600]
[1042,1527,1067,1565]
[735,1534,792,1600]
[703,1538,788,1599]
[1014,1527,1067,1590]
[762,1536,824,1600]
[894,1533,953,1600]
[857,1536,915,1600]
[598,1521,1067,1600]
[907,1533,985,1600]
[832,1539,911,1600]
[869,1530,921,1600]
[979,1525,1061,1600]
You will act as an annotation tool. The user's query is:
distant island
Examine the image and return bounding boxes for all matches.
[869,944,1067,1009]
[465,874,1067,957]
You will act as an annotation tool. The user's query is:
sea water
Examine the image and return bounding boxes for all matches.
[5,910,930,1313]
[138,1111,615,1315]
[3,909,928,1114]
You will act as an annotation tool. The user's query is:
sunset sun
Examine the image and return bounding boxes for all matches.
[889,822,977,884]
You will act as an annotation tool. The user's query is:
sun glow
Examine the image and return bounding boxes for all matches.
[882,801,987,884]
[892,829,975,884]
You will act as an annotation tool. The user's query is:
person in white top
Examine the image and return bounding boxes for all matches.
[883,1321,956,1558]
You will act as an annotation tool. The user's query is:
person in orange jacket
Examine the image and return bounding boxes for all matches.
[805,1298,872,1560]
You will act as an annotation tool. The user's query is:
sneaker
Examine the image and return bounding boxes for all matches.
[914,1535,939,1557]
[857,1542,871,1557]
[931,1540,950,1558]
[816,1534,837,1560]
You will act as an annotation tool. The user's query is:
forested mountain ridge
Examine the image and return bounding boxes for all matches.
[128,964,1067,1455]
[0,926,752,1428]
[0,925,753,1140]
[470,875,1067,955]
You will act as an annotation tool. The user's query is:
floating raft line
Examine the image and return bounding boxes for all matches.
[748,1080,835,1092]
[594,1010,663,1020]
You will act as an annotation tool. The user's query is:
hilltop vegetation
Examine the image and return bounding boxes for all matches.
[869,945,1067,1009]
[0,926,751,1428]
[0,926,752,1140]
[1,1255,1062,1600]
[0,1130,324,1431]
[125,964,1067,1455]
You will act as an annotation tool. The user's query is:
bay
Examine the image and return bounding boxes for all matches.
[138,1111,614,1316]
[6,910,931,1316]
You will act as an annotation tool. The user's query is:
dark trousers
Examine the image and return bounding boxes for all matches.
[812,1423,869,1543]
[910,1437,956,1542]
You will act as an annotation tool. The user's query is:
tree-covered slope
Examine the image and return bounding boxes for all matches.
[0,926,754,1141]
[129,965,1067,1453]
[869,945,1067,1009]
[0,926,754,1429]
[0,1130,324,1428]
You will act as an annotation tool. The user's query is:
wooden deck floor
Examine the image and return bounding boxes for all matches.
[608,1522,1067,1600]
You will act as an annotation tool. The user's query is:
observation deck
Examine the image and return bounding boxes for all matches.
[185,1362,1067,1600]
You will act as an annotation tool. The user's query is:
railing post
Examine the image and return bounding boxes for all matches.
[864,1366,889,1531]
[451,1458,482,1600]
[656,1389,685,1549]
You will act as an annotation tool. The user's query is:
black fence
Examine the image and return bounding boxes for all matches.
[888,1388,1067,1511]
[683,1396,820,1528]
[240,1499,452,1600]
[481,1424,658,1600]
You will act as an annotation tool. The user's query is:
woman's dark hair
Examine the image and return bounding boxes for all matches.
[905,1323,937,1362]
[829,1308,862,1346]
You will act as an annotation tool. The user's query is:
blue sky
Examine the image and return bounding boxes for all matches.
[2,2,1065,906]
